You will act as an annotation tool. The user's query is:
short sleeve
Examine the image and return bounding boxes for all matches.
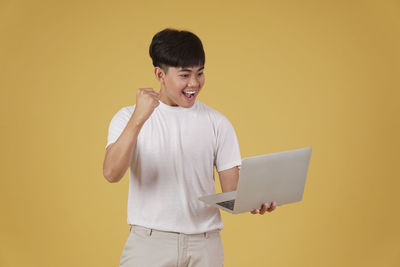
[214,116,242,172]
[105,106,133,150]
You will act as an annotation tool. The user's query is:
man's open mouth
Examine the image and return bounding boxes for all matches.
[182,90,196,99]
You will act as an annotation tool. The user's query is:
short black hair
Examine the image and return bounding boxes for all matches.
[149,28,205,73]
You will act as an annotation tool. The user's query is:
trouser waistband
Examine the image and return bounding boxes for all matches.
[130,224,220,239]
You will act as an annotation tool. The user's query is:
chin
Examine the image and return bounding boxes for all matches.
[181,102,195,108]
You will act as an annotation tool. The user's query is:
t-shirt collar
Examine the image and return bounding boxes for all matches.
[157,100,198,111]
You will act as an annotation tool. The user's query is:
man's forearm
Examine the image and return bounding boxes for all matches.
[103,116,144,183]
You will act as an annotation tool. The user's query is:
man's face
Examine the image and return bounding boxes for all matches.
[157,65,205,108]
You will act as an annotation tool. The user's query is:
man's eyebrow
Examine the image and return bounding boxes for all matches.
[178,66,205,72]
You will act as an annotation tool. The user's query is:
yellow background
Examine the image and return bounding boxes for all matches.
[1,0,399,266]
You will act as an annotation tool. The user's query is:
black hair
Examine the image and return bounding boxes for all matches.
[149,28,205,73]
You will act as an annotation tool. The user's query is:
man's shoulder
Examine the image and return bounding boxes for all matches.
[113,104,136,116]
[196,100,229,122]
[123,104,136,112]
[196,100,225,116]
[108,105,136,125]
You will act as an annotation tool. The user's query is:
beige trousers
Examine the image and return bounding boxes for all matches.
[119,225,224,267]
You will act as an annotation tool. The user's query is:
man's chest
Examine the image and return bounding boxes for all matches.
[136,113,216,163]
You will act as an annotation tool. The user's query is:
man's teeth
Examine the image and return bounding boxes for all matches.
[184,91,196,95]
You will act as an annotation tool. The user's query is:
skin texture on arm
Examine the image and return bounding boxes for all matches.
[218,166,240,193]
[218,166,277,215]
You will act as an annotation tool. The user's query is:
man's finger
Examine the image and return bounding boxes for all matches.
[267,202,276,212]
[147,92,160,98]
[260,203,268,215]
[140,88,154,92]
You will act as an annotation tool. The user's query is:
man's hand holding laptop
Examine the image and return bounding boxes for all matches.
[251,202,277,215]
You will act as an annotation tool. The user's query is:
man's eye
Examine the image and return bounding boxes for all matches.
[198,72,204,76]
[180,74,189,78]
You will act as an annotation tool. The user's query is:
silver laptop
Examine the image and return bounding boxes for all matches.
[199,147,312,214]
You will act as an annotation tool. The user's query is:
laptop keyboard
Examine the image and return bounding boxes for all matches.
[217,199,235,210]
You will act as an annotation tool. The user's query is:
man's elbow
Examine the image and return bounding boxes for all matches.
[103,171,122,183]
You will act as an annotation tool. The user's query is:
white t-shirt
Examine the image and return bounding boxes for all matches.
[106,100,241,234]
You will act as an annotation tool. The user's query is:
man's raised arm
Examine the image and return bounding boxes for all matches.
[103,88,160,183]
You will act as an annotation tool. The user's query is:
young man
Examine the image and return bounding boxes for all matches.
[103,28,276,267]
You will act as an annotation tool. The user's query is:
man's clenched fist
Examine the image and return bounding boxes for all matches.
[132,88,160,125]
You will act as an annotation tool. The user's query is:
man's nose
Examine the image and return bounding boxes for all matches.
[188,75,200,87]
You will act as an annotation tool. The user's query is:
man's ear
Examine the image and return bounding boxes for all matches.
[154,67,165,83]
